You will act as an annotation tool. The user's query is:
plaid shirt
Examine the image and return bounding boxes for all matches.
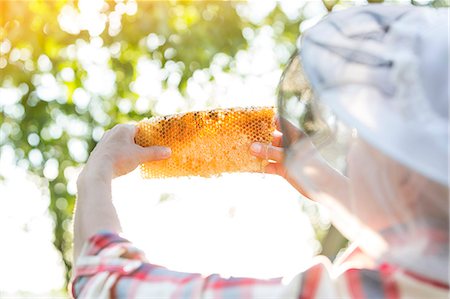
[71,231,449,299]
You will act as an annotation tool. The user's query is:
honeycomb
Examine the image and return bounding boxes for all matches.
[135,106,276,178]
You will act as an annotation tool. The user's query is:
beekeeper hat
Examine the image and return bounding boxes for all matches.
[298,5,449,186]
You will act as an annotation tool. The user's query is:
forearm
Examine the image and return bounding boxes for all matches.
[307,162,381,254]
[290,152,363,243]
[73,164,122,263]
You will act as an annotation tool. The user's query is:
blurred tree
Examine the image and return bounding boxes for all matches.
[0,0,301,286]
[0,0,447,289]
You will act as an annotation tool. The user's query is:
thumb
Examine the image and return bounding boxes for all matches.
[136,146,172,163]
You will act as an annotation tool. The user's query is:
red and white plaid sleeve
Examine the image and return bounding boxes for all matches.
[70,231,289,299]
[70,231,449,299]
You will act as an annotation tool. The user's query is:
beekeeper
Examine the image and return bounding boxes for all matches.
[72,5,448,298]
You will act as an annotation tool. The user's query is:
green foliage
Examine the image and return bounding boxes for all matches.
[1,0,446,289]
[0,0,302,287]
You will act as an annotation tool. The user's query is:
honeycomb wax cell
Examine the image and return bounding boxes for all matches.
[135,106,276,178]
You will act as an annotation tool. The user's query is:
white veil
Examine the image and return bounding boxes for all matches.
[278,5,449,283]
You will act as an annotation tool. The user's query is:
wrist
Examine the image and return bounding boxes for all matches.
[77,158,114,188]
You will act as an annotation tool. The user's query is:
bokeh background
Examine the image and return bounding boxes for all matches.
[0,0,447,297]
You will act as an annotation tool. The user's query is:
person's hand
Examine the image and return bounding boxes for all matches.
[74,124,172,261]
[249,118,311,199]
[80,124,171,180]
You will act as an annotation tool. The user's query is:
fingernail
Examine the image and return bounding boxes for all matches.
[251,143,262,153]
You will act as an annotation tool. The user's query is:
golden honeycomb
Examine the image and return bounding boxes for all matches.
[135,106,276,178]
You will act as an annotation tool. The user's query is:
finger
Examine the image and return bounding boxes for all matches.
[136,146,171,163]
[109,124,136,144]
[120,124,137,142]
[281,117,307,142]
[112,123,133,133]
[100,128,112,141]
[126,121,139,136]
[120,123,138,144]
[272,130,283,147]
[250,142,284,162]
[275,116,282,131]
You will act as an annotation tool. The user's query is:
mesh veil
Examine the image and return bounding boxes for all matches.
[278,5,449,283]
